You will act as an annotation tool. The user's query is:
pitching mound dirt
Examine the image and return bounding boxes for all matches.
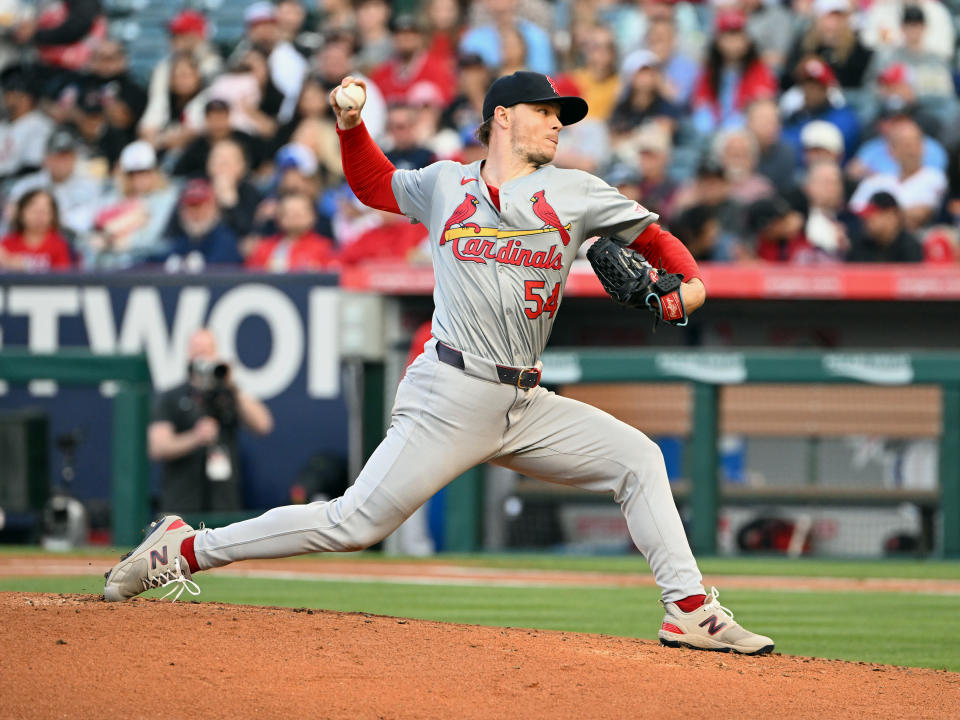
[1,592,957,719]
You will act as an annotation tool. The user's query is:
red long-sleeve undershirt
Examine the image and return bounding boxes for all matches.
[337,122,700,281]
[629,224,702,282]
[337,122,402,213]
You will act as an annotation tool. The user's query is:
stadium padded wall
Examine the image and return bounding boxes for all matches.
[0,351,151,546]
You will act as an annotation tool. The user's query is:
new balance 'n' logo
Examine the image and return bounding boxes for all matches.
[698,614,727,635]
[149,548,168,570]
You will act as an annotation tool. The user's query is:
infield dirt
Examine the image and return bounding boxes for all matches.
[2,591,958,720]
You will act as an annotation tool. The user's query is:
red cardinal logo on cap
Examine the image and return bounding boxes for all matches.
[531,190,571,246]
[546,75,559,94]
[442,193,481,237]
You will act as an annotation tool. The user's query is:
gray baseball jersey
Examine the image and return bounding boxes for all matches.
[391,160,658,366]
[192,155,704,605]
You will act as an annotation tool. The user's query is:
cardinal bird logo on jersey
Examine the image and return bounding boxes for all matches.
[530,190,571,246]
[442,193,481,237]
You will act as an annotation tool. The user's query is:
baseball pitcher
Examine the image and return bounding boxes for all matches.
[105,71,774,655]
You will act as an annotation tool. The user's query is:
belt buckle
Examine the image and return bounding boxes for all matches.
[517,367,541,389]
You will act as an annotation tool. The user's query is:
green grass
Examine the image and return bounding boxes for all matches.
[4,545,960,579]
[3,557,960,671]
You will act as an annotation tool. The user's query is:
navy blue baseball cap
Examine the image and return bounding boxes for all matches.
[482,71,588,126]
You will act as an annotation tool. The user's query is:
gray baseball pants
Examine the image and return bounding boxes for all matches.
[193,339,705,602]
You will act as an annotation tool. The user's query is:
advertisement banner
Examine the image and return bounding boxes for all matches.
[0,273,347,511]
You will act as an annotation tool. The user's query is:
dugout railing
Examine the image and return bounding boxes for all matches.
[0,351,151,547]
[525,349,960,558]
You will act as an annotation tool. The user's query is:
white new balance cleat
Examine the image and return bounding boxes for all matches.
[104,515,201,602]
[658,586,774,656]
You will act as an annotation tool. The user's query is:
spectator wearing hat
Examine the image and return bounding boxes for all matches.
[849,118,947,231]
[81,140,178,268]
[867,64,943,141]
[246,191,337,271]
[868,7,958,146]
[4,127,105,238]
[847,112,946,181]
[783,0,873,90]
[162,12,221,79]
[795,120,859,200]
[80,39,148,133]
[139,51,211,157]
[645,16,699,108]
[459,0,555,76]
[70,91,128,172]
[861,0,955,61]
[781,56,860,162]
[0,66,55,182]
[173,99,265,179]
[691,9,777,136]
[0,189,73,271]
[746,195,823,263]
[609,50,682,141]
[371,14,456,107]
[800,119,845,165]
[161,179,242,269]
[747,98,797,191]
[846,190,924,261]
[145,10,223,128]
[253,143,334,242]
[869,7,954,100]
[226,1,307,124]
[206,137,264,239]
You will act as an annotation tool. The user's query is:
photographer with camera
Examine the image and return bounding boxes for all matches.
[148,328,273,513]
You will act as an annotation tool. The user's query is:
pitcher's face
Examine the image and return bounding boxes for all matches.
[508,102,562,168]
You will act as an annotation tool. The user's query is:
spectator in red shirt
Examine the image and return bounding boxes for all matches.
[369,14,456,106]
[691,9,777,136]
[0,189,73,271]
[246,191,337,271]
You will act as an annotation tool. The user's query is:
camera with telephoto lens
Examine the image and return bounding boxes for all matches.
[189,359,238,427]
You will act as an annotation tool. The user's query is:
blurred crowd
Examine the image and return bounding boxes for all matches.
[2,0,960,272]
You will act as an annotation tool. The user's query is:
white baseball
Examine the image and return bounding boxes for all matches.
[335,83,366,112]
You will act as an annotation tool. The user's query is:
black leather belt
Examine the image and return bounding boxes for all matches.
[436,342,542,390]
